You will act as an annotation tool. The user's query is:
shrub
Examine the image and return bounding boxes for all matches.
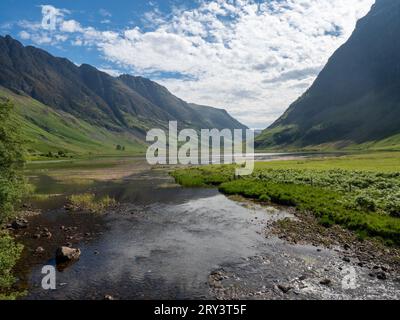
[0,99,27,222]
[355,195,376,212]
[0,232,23,299]
[0,99,27,298]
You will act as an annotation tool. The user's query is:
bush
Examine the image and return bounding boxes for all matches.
[0,99,27,222]
[355,195,376,212]
[0,232,23,299]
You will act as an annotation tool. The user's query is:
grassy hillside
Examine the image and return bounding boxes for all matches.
[256,0,400,151]
[256,126,400,152]
[0,88,146,159]
[0,36,247,140]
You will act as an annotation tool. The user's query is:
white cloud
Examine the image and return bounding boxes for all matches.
[17,1,375,128]
[19,30,31,40]
[60,20,82,33]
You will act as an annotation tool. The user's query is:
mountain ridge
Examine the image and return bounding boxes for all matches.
[0,35,247,156]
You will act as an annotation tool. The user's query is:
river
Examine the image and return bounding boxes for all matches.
[13,155,400,300]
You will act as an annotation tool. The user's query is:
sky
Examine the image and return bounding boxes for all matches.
[0,0,375,129]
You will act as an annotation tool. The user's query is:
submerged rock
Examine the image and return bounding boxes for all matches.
[56,246,81,264]
[35,247,45,254]
[376,272,387,280]
[277,284,293,294]
[42,231,52,239]
[320,279,332,286]
[11,218,29,230]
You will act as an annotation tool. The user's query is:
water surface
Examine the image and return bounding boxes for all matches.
[15,155,400,300]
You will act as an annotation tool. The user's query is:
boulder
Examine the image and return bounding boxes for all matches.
[11,218,28,230]
[56,246,81,264]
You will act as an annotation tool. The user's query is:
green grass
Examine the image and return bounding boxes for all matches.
[172,152,400,245]
[67,193,117,213]
[0,87,146,159]
[255,152,400,172]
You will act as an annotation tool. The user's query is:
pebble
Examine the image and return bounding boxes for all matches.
[277,284,292,294]
[376,272,387,280]
[35,247,45,254]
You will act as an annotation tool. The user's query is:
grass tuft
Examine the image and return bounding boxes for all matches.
[67,193,117,213]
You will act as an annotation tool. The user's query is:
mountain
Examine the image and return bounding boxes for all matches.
[117,75,246,130]
[0,35,246,156]
[256,0,400,150]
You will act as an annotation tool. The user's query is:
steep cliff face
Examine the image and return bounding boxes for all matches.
[256,0,400,149]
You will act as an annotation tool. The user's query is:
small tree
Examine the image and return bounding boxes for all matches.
[0,99,27,223]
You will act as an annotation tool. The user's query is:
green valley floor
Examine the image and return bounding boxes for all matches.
[172,152,400,246]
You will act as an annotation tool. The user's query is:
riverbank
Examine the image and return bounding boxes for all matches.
[171,152,400,246]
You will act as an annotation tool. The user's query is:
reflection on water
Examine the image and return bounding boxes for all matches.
[19,159,293,299]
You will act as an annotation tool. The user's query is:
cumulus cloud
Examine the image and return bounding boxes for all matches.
[60,19,82,33]
[19,30,31,40]
[17,1,375,128]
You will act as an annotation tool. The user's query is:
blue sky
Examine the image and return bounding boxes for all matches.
[0,0,374,128]
[0,0,199,70]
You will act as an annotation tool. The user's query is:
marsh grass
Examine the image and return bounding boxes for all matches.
[68,193,117,213]
[171,153,400,245]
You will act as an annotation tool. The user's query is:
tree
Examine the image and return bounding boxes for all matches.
[0,99,26,223]
[0,99,26,299]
